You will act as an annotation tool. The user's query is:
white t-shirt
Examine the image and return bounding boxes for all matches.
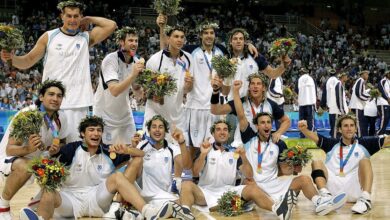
[43,28,93,109]
[297,74,317,106]
[94,51,135,127]
[0,106,69,160]
[185,46,224,109]
[137,140,180,199]
[144,50,194,129]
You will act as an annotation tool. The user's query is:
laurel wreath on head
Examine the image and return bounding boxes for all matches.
[57,0,87,12]
[197,21,219,33]
[228,28,250,41]
[114,26,138,44]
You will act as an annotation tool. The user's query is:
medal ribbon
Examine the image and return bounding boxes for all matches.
[339,140,357,175]
[257,139,269,172]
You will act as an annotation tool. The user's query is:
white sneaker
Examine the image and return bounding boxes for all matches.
[272,189,296,220]
[315,192,347,215]
[143,202,173,220]
[0,209,12,220]
[19,207,43,220]
[351,197,372,214]
[103,202,120,219]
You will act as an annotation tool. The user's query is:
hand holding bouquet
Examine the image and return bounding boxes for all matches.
[211,55,238,85]
[269,38,296,58]
[10,110,43,146]
[28,157,69,191]
[217,191,243,217]
[280,145,312,174]
[0,25,25,66]
[369,88,380,99]
[135,68,177,105]
[153,0,183,16]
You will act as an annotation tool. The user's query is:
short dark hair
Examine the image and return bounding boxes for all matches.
[165,25,186,37]
[252,112,273,125]
[210,120,232,134]
[35,80,66,106]
[146,115,169,132]
[78,116,105,138]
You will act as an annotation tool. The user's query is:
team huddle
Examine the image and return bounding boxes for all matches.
[0,1,389,220]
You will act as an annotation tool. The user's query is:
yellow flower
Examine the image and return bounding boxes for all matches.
[229,58,238,65]
[0,25,14,32]
[157,74,166,85]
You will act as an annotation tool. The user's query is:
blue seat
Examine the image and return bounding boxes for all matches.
[315,119,324,129]
[324,119,330,129]
[290,119,298,130]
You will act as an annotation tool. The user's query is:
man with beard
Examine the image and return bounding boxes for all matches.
[94,27,144,145]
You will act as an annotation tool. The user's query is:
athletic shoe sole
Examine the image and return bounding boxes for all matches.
[317,192,347,216]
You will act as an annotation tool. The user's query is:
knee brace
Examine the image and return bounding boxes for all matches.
[311,169,326,182]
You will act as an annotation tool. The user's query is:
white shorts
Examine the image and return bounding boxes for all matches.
[198,185,246,210]
[184,109,218,148]
[102,123,136,145]
[327,170,361,202]
[54,181,114,218]
[62,107,89,143]
[256,176,293,202]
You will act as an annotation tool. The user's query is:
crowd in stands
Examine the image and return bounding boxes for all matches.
[0,2,389,111]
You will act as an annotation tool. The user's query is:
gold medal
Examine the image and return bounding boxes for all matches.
[257,167,262,174]
[52,138,60,146]
[339,171,345,177]
[233,152,239,159]
[109,152,117,159]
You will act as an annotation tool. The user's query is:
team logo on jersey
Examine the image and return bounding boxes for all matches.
[249,64,253,70]
[270,151,274,156]
[97,165,102,171]
[354,152,359,157]
[76,43,80,49]
[229,158,233,165]
[164,156,169,163]
[55,44,62,50]
[198,58,204,64]
[145,153,151,160]
[210,158,216,165]
[106,133,112,141]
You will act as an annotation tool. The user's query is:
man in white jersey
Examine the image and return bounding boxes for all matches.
[0,80,69,220]
[376,71,390,135]
[179,120,295,220]
[296,68,317,138]
[332,72,349,138]
[320,69,339,138]
[122,115,193,219]
[19,116,173,220]
[1,0,117,143]
[267,76,285,130]
[94,27,144,145]
[349,70,370,137]
[298,115,390,214]
[233,80,347,216]
[211,73,290,146]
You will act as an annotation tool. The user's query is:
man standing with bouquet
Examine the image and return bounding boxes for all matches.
[0,0,117,143]
[298,115,390,214]
[232,80,347,216]
[0,80,69,220]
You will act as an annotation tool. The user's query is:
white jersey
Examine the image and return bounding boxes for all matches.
[297,74,316,106]
[198,144,242,190]
[144,50,194,129]
[317,135,383,176]
[43,29,92,109]
[227,55,259,101]
[94,51,135,127]
[185,46,224,109]
[364,99,377,117]
[325,76,339,112]
[377,78,390,106]
[349,78,369,110]
[267,77,285,105]
[136,140,180,200]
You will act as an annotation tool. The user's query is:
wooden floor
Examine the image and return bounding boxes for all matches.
[2,148,390,219]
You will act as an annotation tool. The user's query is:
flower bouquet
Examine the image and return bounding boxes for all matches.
[135,68,177,105]
[211,55,238,86]
[217,191,243,217]
[28,157,69,191]
[269,38,297,58]
[0,25,25,66]
[153,0,183,16]
[369,88,380,99]
[10,110,43,147]
[280,145,312,175]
